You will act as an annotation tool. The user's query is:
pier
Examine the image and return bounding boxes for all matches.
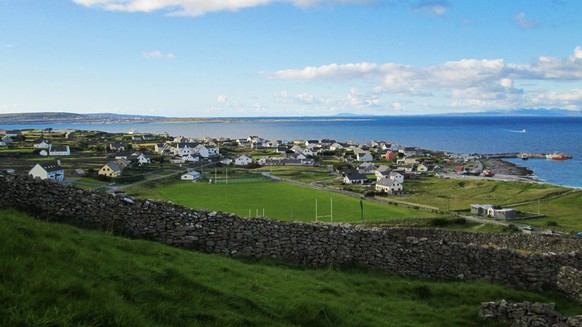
[482,152,571,160]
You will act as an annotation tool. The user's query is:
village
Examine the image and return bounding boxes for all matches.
[1,127,544,224]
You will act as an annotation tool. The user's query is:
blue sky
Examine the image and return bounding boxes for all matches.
[1,0,582,117]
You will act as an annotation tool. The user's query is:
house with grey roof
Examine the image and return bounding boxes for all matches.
[29,161,64,182]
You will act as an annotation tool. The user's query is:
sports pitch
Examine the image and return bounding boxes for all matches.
[153,181,433,223]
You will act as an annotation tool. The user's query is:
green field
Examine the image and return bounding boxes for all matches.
[2,208,580,326]
[126,181,435,223]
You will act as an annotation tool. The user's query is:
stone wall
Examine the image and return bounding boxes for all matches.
[479,300,582,326]
[558,267,582,303]
[1,175,581,297]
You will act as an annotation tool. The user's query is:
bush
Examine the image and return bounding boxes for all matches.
[546,221,559,227]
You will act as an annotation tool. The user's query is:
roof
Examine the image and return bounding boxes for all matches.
[345,173,368,180]
[38,161,63,172]
[105,161,122,172]
[376,165,392,173]
[377,178,399,186]
[50,145,69,152]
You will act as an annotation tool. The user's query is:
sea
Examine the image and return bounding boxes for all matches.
[2,116,581,188]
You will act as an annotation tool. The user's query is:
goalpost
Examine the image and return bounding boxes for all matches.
[315,198,333,222]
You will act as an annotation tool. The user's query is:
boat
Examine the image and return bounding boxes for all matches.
[546,153,572,160]
[521,153,529,160]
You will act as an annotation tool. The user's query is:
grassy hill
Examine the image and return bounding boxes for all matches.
[2,208,581,326]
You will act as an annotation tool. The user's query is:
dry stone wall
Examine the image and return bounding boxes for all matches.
[1,175,581,297]
[480,300,582,326]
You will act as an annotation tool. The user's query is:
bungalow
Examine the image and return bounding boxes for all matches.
[0,140,6,147]
[487,207,517,220]
[143,134,155,141]
[49,145,71,156]
[234,155,253,166]
[33,139,51,149]
[181,171,202,181]
[131,135,143,142]
[29,161,64,182]
[3,130,21,138]
[98,161,123,177]
[343,173,368,185]
[417,162,434,172]
[396,157,419,165]
[109,142,125,152]
[356,151,373,162]
[375,178,403,194]
[358,162,377,174]
[181,154,200,162]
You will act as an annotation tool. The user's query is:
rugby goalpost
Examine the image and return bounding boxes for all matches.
[315,198,333,222]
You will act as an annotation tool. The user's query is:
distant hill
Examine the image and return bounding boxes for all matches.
[433,108,582,117]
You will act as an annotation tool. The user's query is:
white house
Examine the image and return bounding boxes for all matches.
[375,178,403,194]
[356,151,373,162]
[302,148,316,156]
[389,171,405,184]
[206,145,220,157]
[33,139,51,149]
[131,152,151,164]
[343,173,368,185]
[174,142,199,156]
[181,171,201,181]
[29,161,64,182]
[375,166,392,180]
[329,143,344,151]
[181,154,200,162]
[49,145,71,156]
[234,155,253,166]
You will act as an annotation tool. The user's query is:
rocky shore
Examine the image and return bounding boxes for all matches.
[483,158,534,176]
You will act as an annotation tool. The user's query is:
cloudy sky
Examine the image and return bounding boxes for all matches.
[1,0,582,117]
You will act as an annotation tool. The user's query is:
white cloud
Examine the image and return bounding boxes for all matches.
[410,0,449,16]
[143,50,176,59]
[4,44,15,48]
[73,0,370,16]
[512,12,539,29]
[271,46,582,111]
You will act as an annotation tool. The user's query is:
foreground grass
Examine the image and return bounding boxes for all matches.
[125,181,434,223]
[2,208,581,326]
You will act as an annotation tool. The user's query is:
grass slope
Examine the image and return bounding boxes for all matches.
[126,181,434,223]
[2,209,582,326]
